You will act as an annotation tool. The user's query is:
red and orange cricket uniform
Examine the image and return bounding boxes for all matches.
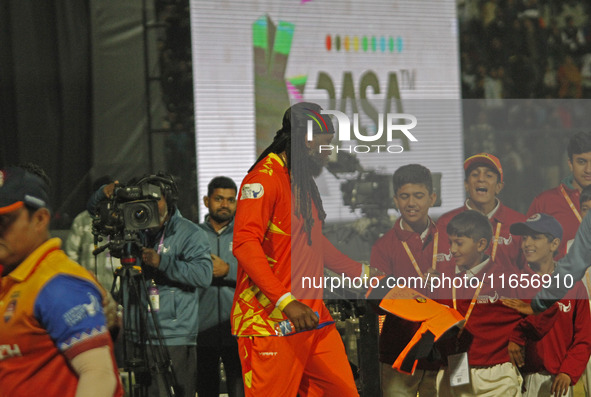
[232,153,363,396]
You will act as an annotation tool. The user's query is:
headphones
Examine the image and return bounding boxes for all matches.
[135,172,179,208]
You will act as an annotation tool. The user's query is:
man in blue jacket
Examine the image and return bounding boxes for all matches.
[88,173,213,397]
[197,176,244,397]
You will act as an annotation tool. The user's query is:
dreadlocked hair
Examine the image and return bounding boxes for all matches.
[249,102,330,245]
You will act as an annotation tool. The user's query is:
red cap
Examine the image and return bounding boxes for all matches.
[463,153,503,183]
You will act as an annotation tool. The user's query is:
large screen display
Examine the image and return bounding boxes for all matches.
[190,0,464,222]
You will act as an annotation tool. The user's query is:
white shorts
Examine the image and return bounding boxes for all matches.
[437,362,522,397]
[522,371,573,397]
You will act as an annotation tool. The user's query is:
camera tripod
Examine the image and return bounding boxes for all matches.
[104,241,178,397]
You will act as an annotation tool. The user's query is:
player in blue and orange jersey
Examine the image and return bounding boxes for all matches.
[231,102,382,396]
[0,165,122,397]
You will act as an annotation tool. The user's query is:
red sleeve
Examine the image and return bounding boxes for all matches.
[510,302,559,346]
[322,234,363,278]
[232,172,290,305]
[558,286,591,383]
[370,233,393,275]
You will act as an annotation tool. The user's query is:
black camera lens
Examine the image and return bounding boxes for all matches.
[129,204,152,228]
[134,208,148,222]
[122,200,160,231]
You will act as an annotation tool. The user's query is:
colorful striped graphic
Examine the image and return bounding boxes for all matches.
[324,35,404,53]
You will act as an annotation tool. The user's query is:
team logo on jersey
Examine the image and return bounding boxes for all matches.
[497,235,513,245]
[437,252,452,262]
[241,183,264,200]
[63,293,101,327]
[477,291,499,304]
[558,301,572,313]
[3,299,17,323]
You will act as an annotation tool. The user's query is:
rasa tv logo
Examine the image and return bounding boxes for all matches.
[304,109,417,153]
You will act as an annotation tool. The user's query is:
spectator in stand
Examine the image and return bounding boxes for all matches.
[561,16,586,57]
[483,66,504,110]
[544,19,566,67]
[557,54,583,98]
[522,18,542,69]
[480,0,498,29]
[506,53,537,98]
[461,52,479,98]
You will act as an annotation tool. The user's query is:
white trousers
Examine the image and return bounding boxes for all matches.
[437,362,522,397]
[522,372,573,397]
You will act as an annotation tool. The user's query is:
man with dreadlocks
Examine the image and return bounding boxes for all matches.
[231,102,375,396]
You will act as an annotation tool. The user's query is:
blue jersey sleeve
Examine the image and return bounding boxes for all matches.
[34,275,108,352]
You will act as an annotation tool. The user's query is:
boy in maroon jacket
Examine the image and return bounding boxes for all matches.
[435,211,556,397]
[507,214,591,397]
[437,153,526,271]
[527,131,591,258]
[371,164,443,396]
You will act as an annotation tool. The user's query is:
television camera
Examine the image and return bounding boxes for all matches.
[91,181,162,259]
[90,175,179,396]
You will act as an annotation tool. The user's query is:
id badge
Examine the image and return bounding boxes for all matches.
[448,352,470,387]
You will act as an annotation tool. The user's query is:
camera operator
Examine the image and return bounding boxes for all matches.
[88,173,213,397]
